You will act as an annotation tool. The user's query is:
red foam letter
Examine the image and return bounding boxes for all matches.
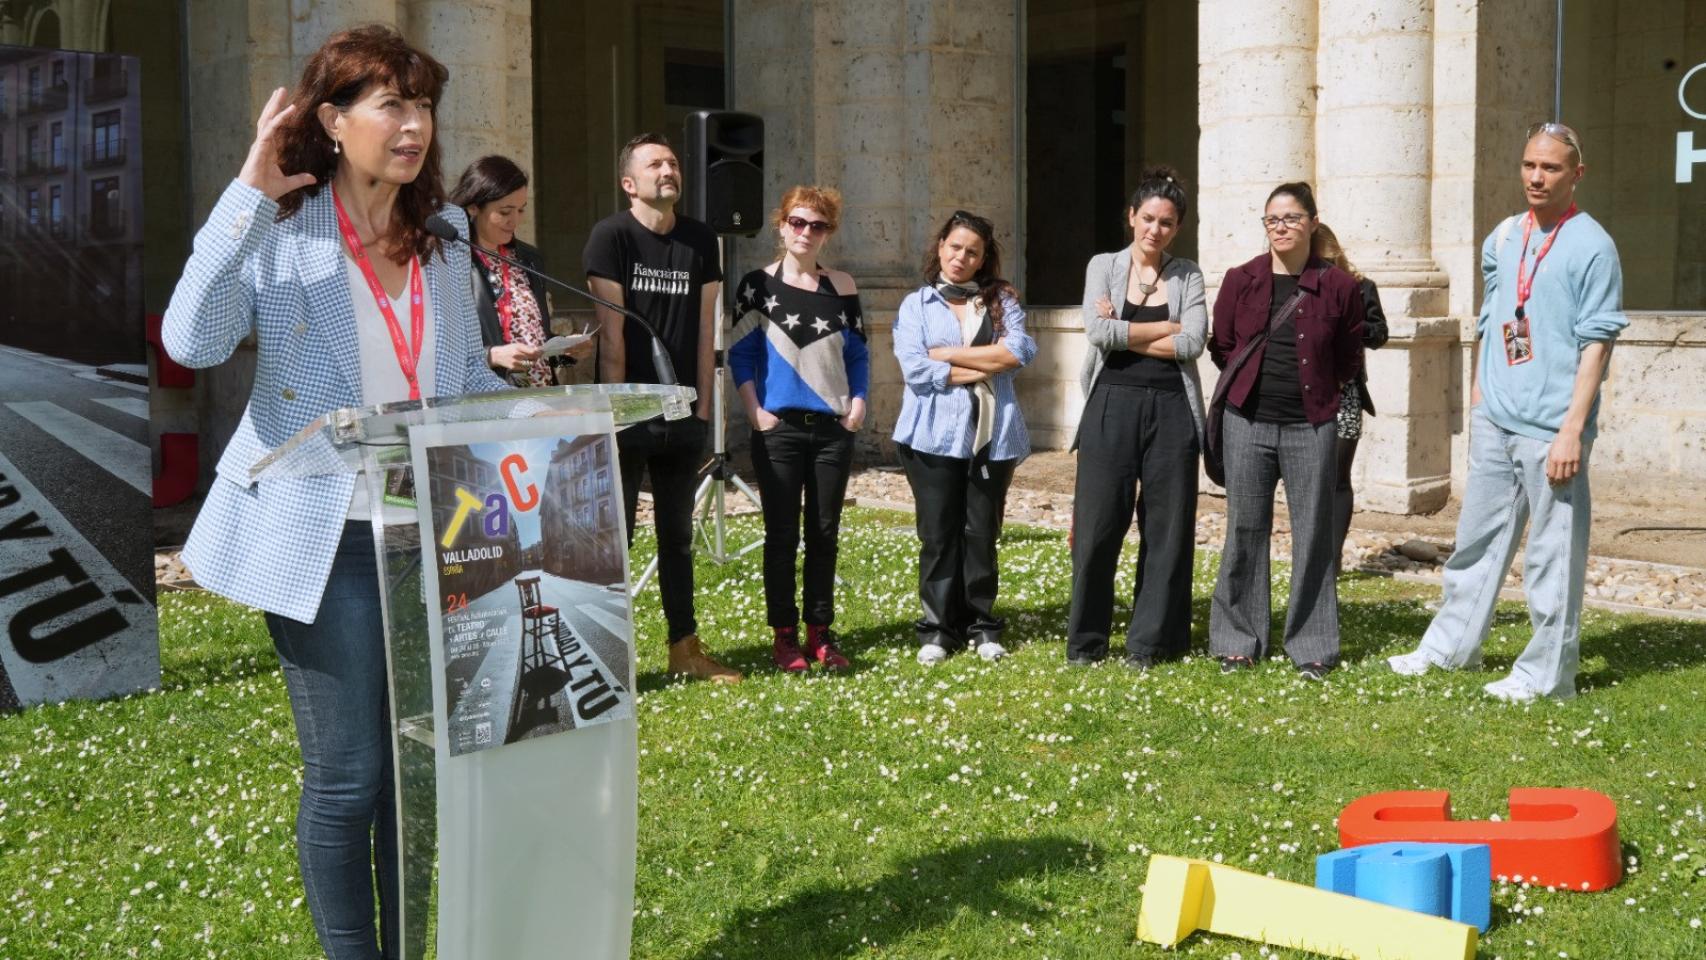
[1338,788,1621,891]
[500,454,538,511]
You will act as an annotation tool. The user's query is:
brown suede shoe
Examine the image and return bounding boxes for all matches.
[666,634,743,684]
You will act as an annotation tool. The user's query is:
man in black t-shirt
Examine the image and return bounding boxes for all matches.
[584,132,740,684]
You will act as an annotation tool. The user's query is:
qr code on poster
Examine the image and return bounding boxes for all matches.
[474,721,493,745]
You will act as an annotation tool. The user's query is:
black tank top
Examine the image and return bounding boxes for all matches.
[1099,302,1181,391]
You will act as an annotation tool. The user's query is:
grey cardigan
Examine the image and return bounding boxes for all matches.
[1073,248,1209,450]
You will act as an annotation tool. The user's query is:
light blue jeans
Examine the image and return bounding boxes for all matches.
[1417,405,1592,698]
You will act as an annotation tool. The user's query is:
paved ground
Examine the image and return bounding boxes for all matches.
[1,342,160,704]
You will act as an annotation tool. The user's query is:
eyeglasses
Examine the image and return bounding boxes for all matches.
[1527,121,1584,162]
[1260,213,1311,231]
[784,216,834,234]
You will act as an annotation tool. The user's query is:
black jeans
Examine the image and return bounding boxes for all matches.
[1067,383,1200,661]
[896,444,1017,650]
[751,413,856,628]
[618,415,707,642]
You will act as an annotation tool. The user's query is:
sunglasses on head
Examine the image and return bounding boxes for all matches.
[1527,121,1584,161]
[784,215,834,234]
[949,209,992,231]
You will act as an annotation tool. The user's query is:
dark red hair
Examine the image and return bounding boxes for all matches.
[271,25,450,264]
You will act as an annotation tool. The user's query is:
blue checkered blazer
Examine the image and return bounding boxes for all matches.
[163,179,510,623]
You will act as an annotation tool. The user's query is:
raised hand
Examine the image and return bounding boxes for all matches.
[239,87,318,200]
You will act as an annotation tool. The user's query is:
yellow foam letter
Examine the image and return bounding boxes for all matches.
[1136,855,1476,960]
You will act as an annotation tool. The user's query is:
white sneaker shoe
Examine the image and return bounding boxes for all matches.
[1483,675,1539,703]
[917,643,949,666]
[975,640,1008,662]
[1386,649,1435,677]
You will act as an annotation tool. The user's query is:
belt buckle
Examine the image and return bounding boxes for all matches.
[801,412,820,425]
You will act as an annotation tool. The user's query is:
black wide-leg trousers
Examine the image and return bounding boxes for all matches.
[1067,382,1200,661]
[896,444,1017,650]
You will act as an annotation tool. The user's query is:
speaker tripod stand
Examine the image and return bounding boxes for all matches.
[634,238,763,592]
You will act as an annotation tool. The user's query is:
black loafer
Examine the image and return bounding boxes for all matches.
[1297,661,1333,681]
[1123,654,1156,672]
[1066,654,1103,667]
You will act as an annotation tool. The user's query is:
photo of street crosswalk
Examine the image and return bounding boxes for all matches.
[0,342,158,707]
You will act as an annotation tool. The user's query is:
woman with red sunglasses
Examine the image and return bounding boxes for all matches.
[729,185,870,673]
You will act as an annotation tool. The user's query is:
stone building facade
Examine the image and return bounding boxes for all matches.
[8,0,1702,515]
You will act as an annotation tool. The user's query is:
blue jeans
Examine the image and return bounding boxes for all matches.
[265,521,399,960]
[1418,406,1592,698]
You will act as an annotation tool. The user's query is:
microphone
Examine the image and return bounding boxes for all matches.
[426,213,678,386]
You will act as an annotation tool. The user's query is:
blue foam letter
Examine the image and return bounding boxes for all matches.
[1316,842,1491,932]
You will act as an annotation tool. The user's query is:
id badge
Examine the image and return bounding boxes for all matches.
[1502,315,1533,366]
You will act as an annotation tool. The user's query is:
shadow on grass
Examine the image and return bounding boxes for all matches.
[1579,617,1706,687]
[686,836,1096,960]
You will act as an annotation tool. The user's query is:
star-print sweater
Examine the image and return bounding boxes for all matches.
[729,267,870,416]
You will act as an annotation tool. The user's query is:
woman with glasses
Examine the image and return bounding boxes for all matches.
[1206,182,1365,680]
[1066,166,1208,670]
[1309,223,1389,570]
[891,210,1037,666]
[729,185,869,673]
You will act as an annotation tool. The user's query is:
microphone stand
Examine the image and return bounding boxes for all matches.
[425,215,679,387]
[643,235,764,589]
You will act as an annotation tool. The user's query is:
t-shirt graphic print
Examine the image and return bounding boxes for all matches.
[583,209,722,385]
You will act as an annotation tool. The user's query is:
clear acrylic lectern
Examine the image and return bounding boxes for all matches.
[252,383,695,960]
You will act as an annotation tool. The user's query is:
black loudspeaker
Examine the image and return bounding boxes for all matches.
[682,110,765,236]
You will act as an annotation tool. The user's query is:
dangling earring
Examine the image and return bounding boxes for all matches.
[333,138,340,155]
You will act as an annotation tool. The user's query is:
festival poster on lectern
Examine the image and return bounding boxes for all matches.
[409,416,634,757]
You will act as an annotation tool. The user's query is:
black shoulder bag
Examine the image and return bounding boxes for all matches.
[1204,285,1307,486]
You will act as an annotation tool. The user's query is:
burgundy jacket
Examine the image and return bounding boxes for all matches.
[1209,253,1366,426]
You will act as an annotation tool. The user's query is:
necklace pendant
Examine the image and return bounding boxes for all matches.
[1137,281,1158,296]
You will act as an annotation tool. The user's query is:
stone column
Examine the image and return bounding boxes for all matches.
[403,0,534,238]
[730,0,1017,452]
[1193,0,1316,486]
[1315,0,1453,514]
[1196,0,1317,284]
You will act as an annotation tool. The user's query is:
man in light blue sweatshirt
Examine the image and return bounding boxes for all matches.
[1388,123,1626,701]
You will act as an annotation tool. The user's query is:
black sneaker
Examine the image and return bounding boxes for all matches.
[1297,661,1333,682]
[1218,655,1255,674]
[1123,654,1156,672]
[1066,654,1103,667]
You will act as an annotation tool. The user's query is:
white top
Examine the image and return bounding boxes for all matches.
[344,255,437,521]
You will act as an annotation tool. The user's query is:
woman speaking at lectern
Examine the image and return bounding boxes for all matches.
[161,26,507,960]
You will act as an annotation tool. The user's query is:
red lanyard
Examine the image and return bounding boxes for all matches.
[333,187,425,400]
[476,249,515,341]
[1514,204,1576,319]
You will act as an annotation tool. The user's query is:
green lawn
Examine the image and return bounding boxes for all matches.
[3,508,1704,959]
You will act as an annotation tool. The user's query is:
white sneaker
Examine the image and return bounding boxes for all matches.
[1483,675,1539,703]
[1386,649,1436,677]
[917,643,949,666]
[975,640,1008,662]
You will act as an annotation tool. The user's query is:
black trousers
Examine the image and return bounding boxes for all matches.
[896,444,1017,649]
[617,415,707,643]
[1067,382,1200,661]
[750,414,856,628]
